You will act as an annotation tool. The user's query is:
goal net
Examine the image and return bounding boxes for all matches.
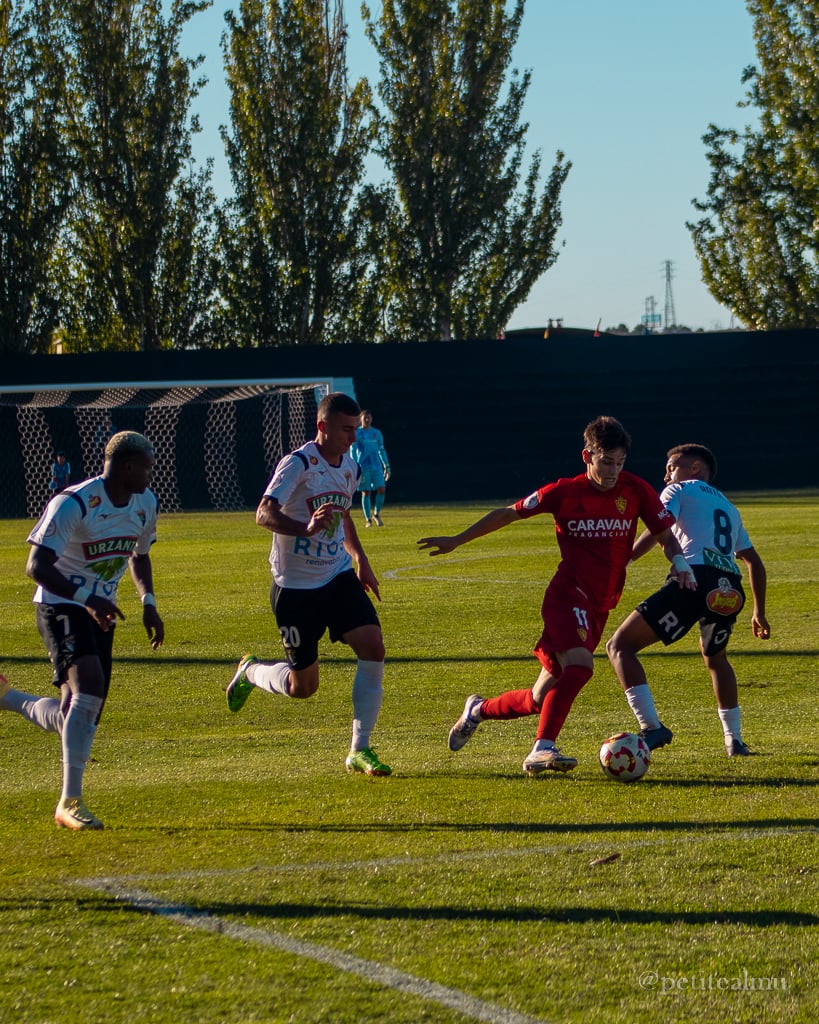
[0,381,329,518]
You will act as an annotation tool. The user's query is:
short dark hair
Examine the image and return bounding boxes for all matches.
[667,443,718,481]
[317,392,360,420]
[583,415,631,454]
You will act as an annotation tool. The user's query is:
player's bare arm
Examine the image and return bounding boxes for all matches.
[630,528,660,562]
[129,552,165,650]
[737,546,770,639]
[25,544,125,631]
[654,528,697,590]
[256,495,337,536]
[343,510,381,601]
[418,505,522,556]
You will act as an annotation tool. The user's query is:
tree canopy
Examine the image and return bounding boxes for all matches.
[690,0,819,330]
[216,0,378,346]
[365,0,569,341]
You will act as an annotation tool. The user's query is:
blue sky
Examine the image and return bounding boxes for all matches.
[182,1,758,332]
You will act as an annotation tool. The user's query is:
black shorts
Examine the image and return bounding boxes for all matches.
[636,565,746,657]
[35,602,115,697]
[270,569,381,671]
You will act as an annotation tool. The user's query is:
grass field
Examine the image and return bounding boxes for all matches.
[0,496,817,1024]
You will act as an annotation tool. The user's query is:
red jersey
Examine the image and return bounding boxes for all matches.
[514,470,674,612]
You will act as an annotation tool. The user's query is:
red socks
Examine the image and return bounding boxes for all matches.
[536,665,593,741]
[479,688,539,720]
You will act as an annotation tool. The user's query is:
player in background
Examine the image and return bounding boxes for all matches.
[50,451,71,493]
[226,392,391,777]
[419,416,696,776]
[606,443,770,756]
[1,431,164,830]
[351,409,391,527]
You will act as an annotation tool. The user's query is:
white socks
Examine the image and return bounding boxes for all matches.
[718,705,742,743]
[625,683,661,731]
[351,660,384,752]
[246,660,291,696]
[61,692,103,800]
[1,687,63,733]
[243,657,385,753]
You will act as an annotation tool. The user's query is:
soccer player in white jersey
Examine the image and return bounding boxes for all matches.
[0,431,164,830]
[226,392,391,777]
[351,409,391,527]
[606,443,770,756]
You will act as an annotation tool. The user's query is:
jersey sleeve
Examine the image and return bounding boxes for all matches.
[733,520,753,554]
[376,430,389,468]
[26,492,84,558]
[637,477,676,534]
[134,493,159,554]
[264,452,306,504]
[514,479,562,518]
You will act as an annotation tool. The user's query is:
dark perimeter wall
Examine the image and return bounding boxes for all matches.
[1,328,816,513]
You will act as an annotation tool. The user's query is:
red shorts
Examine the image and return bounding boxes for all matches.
[533,587,609,675]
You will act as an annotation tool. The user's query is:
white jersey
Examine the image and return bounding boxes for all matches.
[263,441,360,589]
[27,476,158,605]
[660,479,752,574]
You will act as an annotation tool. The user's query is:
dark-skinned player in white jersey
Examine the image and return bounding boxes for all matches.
[606,443,770,756]
[1,431,164,830]
[418,416,697,776]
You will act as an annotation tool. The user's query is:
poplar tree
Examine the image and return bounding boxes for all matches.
[0,0,72,354]
[364,0,569,341]
[690,0,819,329]
[217,0,377,346]
[54,0,215,351]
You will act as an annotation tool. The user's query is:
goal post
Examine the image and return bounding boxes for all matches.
[0,377,348,517]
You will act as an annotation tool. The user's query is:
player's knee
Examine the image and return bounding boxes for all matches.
[288,667,319,699]
[605,633,624,661]
[360,635,386,662]
[346,625,385,662]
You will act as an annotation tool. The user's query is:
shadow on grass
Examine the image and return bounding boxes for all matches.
[137,816,819,837]
[4,648,817,669]
[2,894,816,930]
[70,895,819,929]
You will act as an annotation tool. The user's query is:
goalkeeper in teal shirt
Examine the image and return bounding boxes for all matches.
[352,410,391,527]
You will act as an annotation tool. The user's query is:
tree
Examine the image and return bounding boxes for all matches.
[216,0,378,346]
[690,0,819,330]
[0,0,72,354]
[53,0,216,351]
[364,0,570,341]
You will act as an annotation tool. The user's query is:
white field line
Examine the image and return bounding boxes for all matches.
[75,826,816,1024]
[80,878,548,1024]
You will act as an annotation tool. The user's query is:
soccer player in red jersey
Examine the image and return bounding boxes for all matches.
[418,416,696,776]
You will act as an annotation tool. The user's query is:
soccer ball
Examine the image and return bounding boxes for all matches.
[599,731,650,782]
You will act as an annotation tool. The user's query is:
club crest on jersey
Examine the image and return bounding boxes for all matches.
[310,456,318,465]
[89,495,101,508]
[615,495,627,514]
[577,627,588,642]
[706,578,743,615]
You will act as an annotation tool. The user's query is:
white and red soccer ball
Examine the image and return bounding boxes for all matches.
[599,731,651,782]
